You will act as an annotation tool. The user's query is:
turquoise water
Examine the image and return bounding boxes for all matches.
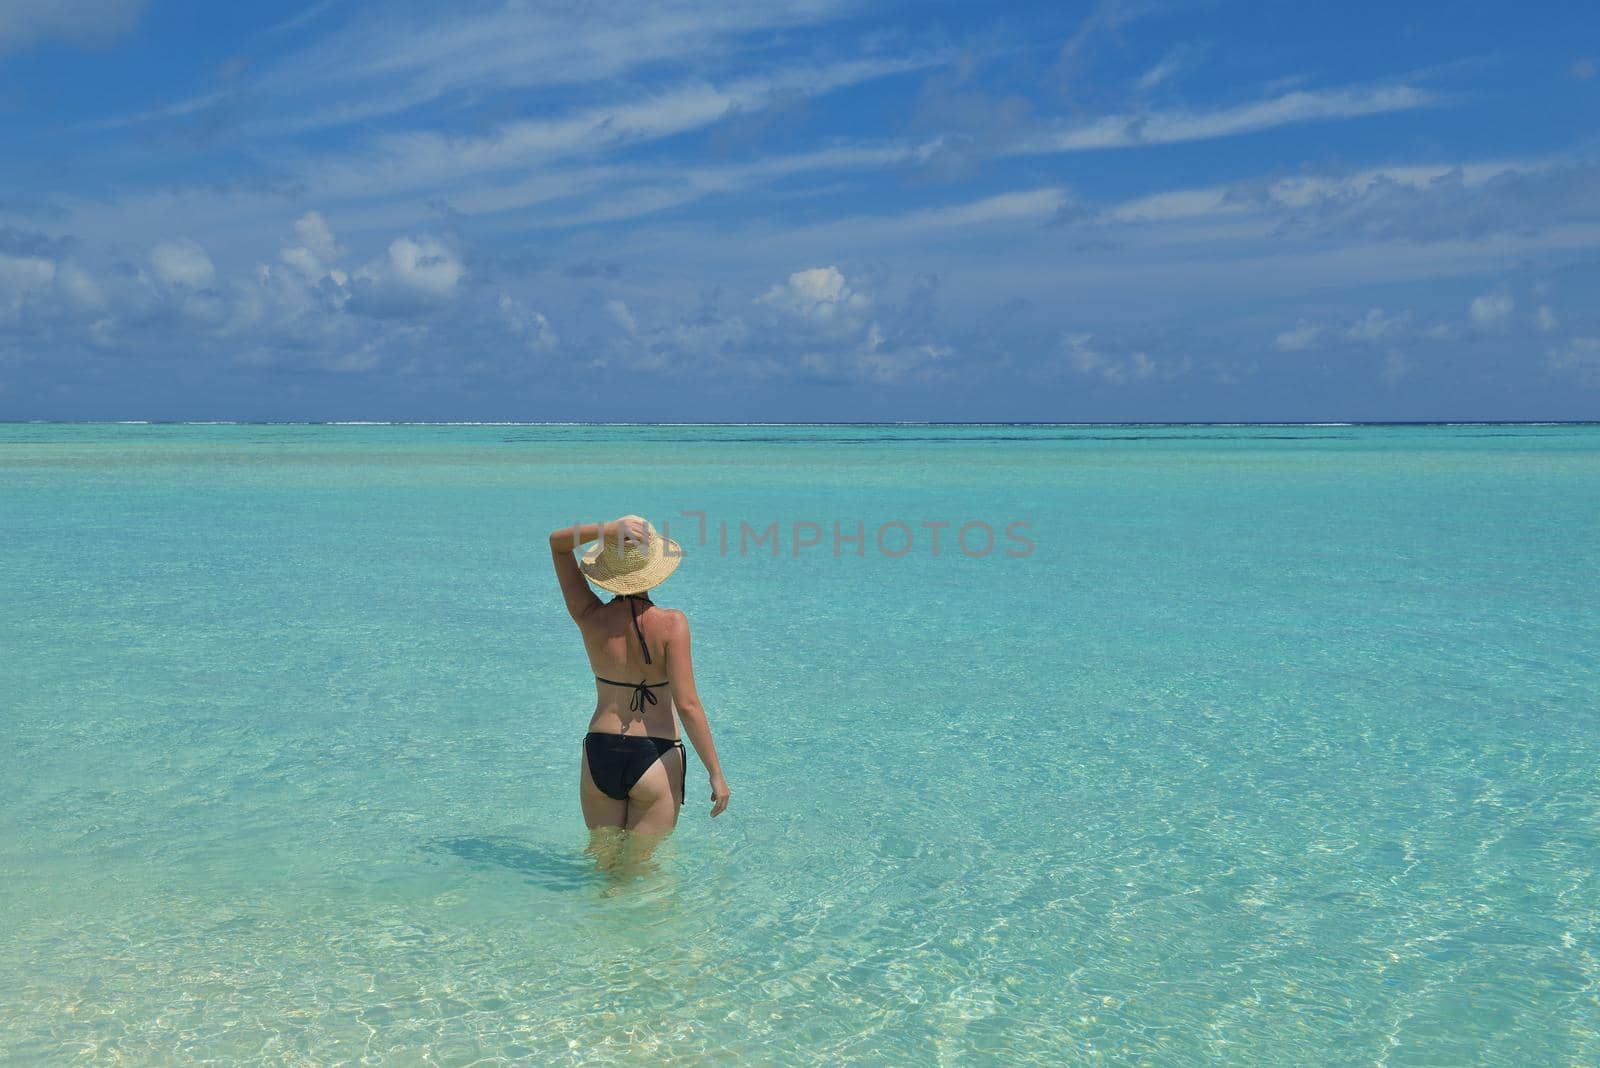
[2,422,1598,1065]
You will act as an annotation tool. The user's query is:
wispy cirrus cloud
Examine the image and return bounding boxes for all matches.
[693,185,1069,256]
[1013,84,1439,155]
[1134,44,1200,92]
[1051,0,1172,93]
[0,0,146,54]
[466,143,919,229]
[64,56,943,243]
[494,80,1452,237]
[307,54,939,198]
[110,0,865,138]
[268,0,343,37]
[900,188,1069,230]
[1079,156,1575,241]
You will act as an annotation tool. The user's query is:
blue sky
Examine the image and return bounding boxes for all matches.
[1,0,1597,421]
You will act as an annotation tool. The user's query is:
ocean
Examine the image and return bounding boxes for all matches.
[2,422,1597,1064]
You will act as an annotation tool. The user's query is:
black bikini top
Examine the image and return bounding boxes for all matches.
[595,593,668,713]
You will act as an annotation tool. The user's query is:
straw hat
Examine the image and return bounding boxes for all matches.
[579,520,683,594]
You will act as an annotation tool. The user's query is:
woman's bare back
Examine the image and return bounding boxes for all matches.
[580,594,681,737]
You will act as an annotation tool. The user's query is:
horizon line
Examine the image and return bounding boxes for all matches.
[3,420,1600,428]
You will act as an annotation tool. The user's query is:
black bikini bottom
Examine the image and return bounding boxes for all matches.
[583,732,686,806]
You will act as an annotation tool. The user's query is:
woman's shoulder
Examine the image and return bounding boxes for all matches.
[651,604,690,634]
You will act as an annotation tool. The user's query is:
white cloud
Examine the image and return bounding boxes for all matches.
[1135,48,1190,91]
[1548,337,1600,387]
[268,0,339,36]
[1017,84,1436,155]
[460,144,921,229]
[1193,155,1600,248]
[278,214,346,282]
[1273,321,1323,352]
[0,0,145,54]
[1063,334,1100,374]
[1062,332,1155,384]
[709,184,1068,259]
[223,216,486,368]
[606,299,638,335]
[1572,58,1597,81]
[0,253,55,290]
[904,187,1067,229]
[223,219,474,369]
[721,266,947,382]
[149,239,216,288]
[498,295,558,352]
[758,266,870,324]
[0,235,122,333]
[357,236,462,302]
[1274,307,1454,351]
[1345,308,1409,342]
[1091,157,1546,228]
[1264,160,1532,207]
[1535,305,1558,333]
[293,211,342,263]
[0,213,521,375]
[1469,292,1513,330]
[843,341,953,384]
[1054,0,1165,88]
[0,253,57,323]
[1109,188,1236,224]
[56,264,105,311]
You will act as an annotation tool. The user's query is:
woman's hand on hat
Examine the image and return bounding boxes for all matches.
[610,514,650,548]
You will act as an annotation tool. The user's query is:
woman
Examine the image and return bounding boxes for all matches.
[549,515,731,856]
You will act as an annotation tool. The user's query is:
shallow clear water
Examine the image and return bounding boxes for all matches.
[2,423,1598,1065]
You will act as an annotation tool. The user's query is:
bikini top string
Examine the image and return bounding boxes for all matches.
[625,594,653,666]
[605,594,656,712]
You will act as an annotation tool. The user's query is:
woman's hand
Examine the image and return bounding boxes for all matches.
[611,514,650,549]
[709,775,731,818]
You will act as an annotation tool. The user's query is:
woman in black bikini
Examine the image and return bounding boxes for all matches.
[548,515,731,853]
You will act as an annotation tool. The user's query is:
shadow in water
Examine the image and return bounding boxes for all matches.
[425,835,598,890]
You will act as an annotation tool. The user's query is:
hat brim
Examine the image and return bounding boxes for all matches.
[579,535,683,594]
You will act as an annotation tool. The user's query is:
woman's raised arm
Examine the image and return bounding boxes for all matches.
[548,516,647,621]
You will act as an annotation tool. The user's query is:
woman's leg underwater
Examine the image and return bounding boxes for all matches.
[580,745,629,867]
[624,747,684,836]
